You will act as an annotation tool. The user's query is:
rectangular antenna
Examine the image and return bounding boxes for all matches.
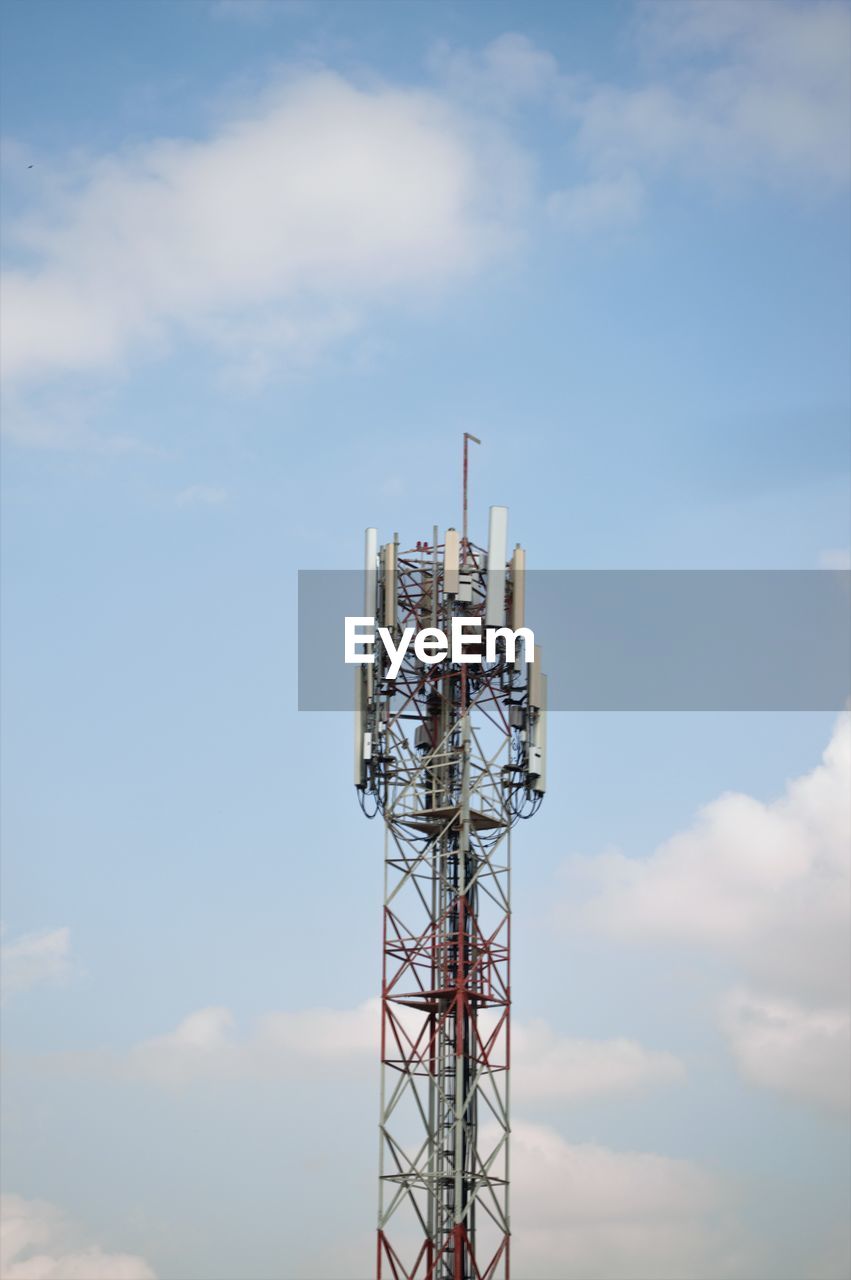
[383,541,396,627]
[485,506,508,627]
[445,528,460,595]
[364,527,378,618]
[354,668,366,787]
[510,544,525,630]
[530,673,547,794]
[528,643,543,708]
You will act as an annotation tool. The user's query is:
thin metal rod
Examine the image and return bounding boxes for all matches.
[462,433,481,566]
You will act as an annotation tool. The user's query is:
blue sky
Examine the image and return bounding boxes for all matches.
[1,2,849,1278]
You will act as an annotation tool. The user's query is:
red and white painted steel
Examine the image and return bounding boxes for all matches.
[355,510,545,1280]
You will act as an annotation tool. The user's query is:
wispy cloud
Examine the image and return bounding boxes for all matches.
[47,998,684,1105]
[819,548,851,571]
[546,172,645,234]
[0,386,147,454]
[209,0,308,22]
[577,0,851,188]
[0,1194,156,1280]
[437,4,849,240]
[98,1000,380,1088]
[174,484,228,507]
[1,926,71,1001]
[428,32,562,111]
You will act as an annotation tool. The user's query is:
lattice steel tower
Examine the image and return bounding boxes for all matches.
[354,441,547,1280]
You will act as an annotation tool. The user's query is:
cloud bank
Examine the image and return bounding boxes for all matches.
[48,997,684,1106]
[511,1018,684,1102]
[1,72,524,387]
[508,1121,747,1280]
[0,1195,155,1280]
[3,2,846,418]
[564,712,851,1111]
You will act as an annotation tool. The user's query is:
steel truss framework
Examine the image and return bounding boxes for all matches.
[358,537,542,1280]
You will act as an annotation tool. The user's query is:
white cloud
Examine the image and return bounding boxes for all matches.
[4,8,845,407]
[371,1121,742,1280]
[114,999,380,1087]
[819,548,851,571]
[563,713,851,1111]
[573,1,851,188]
[511,1018,684,1103]
[0,1194,155,1280]
[174,484,227,507]
[1,927,71,1001]
[54,998,684,1106]
[428,32,561,110]
[431,4,849,237]
[0,379,153,454]
[546,172,645,234]
[568,713,850,992]
[1,71,526,390]
[721,990,850,1113]
[508,1121,748,1280]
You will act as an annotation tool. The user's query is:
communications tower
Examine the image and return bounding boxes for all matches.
[354,440,547,1280]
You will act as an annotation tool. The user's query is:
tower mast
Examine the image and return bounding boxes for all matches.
[355,447,546,1280]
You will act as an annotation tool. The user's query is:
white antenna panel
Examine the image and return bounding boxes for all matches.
[364,527,378,618]
[485,506,508,628]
